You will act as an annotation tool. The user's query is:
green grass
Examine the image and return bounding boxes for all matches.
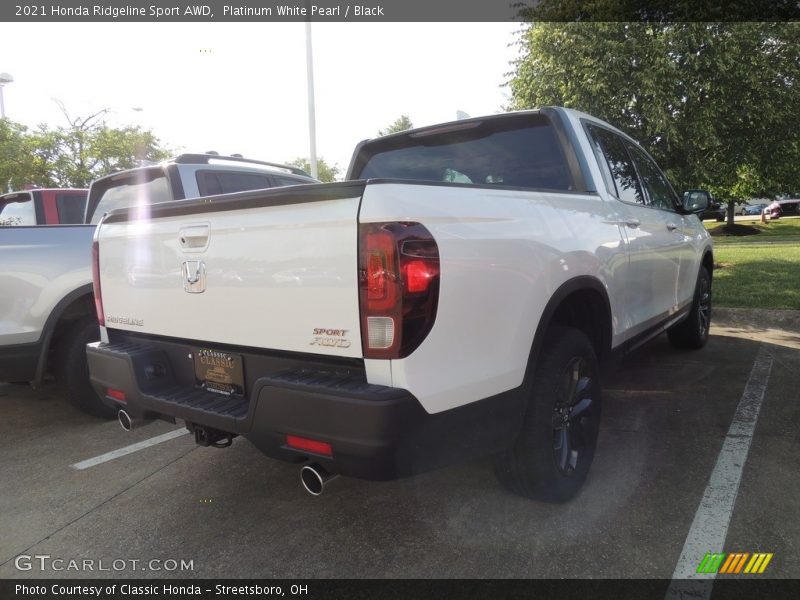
[700,218,800,308]
[713,244,800,309]
[705,217,800,244]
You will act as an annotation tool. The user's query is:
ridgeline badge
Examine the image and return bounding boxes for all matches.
[105,315,143,327]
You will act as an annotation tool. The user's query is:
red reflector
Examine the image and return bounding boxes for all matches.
[286,435,333,457]
[107,388,126,402]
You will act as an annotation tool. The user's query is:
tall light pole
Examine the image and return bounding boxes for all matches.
[0,72,13,119]
[305,21,318,179]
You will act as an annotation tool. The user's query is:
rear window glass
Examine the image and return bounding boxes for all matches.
[0,195,36,226]
[196,171,274,196]
[354,114,573,191]
[56,192,88,224]
[90,171,171,224]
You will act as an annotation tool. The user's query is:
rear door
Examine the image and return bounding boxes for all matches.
[624,141,698,311]
[586,124,686,336]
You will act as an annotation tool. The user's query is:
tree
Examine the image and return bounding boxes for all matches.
[378,115,414,136]
[508,22,800,226]
[30,103,171,187]
[287,157,340,183]
[0,104,171,190]
[0,119,40,191]
[517,0,799,22]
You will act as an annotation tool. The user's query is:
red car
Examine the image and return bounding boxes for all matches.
[0,188,88,226]
[777,199,799,216]
[764,201,782,219]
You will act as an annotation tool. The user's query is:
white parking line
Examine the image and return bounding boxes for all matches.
[666,346,773,599]
[71,429,190,470]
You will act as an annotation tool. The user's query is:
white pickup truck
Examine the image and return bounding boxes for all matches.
[87,108,714,501]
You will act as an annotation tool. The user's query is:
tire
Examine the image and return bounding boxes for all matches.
[58,316,116,419]
[667,267,712,350]
[495,327,602,502]
[716,215,724,222]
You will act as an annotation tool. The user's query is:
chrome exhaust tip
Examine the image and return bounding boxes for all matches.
[300,463,338,496]
[118,409,133,432]
[118,409,152,432]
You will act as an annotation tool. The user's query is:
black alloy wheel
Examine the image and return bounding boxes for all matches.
[551,357,595,476]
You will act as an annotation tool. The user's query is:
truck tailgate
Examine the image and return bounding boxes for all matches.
[97,182,365,358]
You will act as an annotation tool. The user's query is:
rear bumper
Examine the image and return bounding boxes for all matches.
[87,334,525,481]
[0,341,40,382]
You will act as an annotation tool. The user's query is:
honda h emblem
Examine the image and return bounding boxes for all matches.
[183,260,206,293]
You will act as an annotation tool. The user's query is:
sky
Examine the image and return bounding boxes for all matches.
[0,22,523,175]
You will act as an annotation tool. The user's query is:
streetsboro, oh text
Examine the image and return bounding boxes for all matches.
[16,584,308,596]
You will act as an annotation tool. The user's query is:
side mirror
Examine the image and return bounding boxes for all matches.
[682,189,711,213]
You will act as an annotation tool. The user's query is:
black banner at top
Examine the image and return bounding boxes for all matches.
[2,0,800,22]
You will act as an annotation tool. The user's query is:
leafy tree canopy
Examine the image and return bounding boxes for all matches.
[288,157,340,183]
[508,22,800,222]
[518,0,800,22]
[0,119,39,191]
[378,115,414,136]
[1,103,170,190]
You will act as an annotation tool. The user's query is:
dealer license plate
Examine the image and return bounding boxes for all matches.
[193,349,244,396]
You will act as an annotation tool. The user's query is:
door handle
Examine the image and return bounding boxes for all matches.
[666,223,678,232]
[179,224,210,250]
[604,218,640,229]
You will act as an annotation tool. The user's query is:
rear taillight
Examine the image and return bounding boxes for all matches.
[91,239,105,326]
[358,222,440,359]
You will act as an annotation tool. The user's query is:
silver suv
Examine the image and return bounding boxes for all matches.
[87,153,317,224]
[1,153,317,419]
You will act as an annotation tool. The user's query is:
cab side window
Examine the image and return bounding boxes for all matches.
[586,125,644,206]
[0,197,36,226]
[272,175,309,187]
[56,193,88,224]
[625,142,680,212]
[196,171,274,196]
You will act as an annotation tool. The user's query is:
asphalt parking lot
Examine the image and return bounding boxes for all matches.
[1,309,798,581]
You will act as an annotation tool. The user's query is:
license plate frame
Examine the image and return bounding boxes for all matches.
[193,349,245,396]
